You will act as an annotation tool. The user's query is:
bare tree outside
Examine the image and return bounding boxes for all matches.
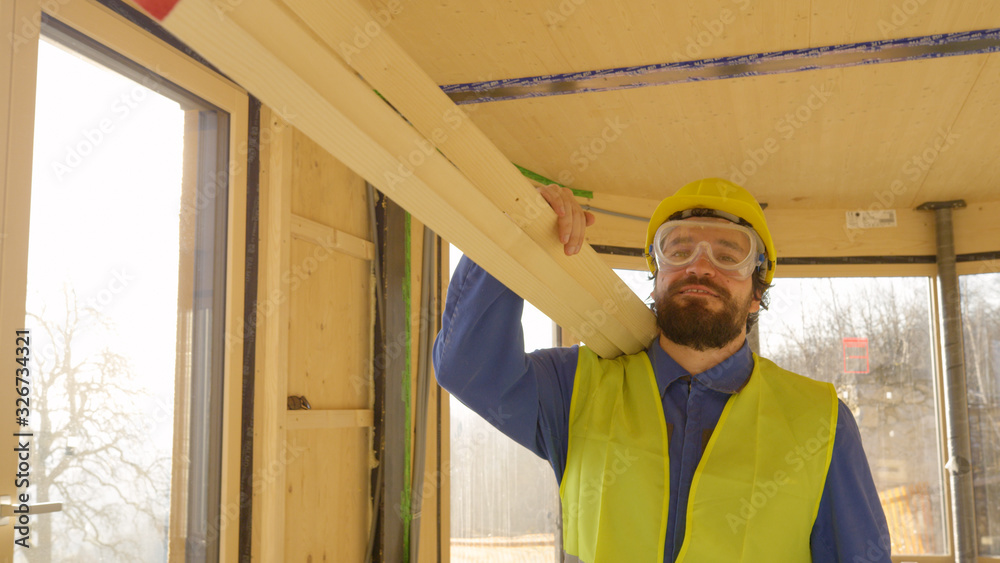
[760,277,945,554]
[960,272,1000,556]
[21,286,171,562]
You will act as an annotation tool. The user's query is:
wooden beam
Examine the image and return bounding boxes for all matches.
[290,213,374,261]
[140,0,655,357]
[282,0,654,341]
[0,0,38,558]
[255,108,292,563]
[286,409,374,430]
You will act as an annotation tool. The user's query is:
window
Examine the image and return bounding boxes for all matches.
[961,271,1000,556]
[21,21,230,561]
[758,277,946,555]
[448,248,561,562]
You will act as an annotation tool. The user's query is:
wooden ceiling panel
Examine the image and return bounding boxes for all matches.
[360,0,1000,85]
[809,1,1000,47]
[911,53,1000,205]
[360,0,810,83]
[461,54,990,208]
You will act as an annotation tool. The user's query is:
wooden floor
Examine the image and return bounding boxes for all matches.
[451,534,558,563]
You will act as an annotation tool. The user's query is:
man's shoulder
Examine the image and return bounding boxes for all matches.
[578,345,650,369]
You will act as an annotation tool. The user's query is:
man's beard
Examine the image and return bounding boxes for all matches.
[654,275,752,351]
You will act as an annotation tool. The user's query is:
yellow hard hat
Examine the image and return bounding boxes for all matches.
[644,178,776,283]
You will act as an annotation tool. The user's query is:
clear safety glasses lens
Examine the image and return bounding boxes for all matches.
[652,219,761,279]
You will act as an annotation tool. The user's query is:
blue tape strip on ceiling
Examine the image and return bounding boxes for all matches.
[442,28,1000,104]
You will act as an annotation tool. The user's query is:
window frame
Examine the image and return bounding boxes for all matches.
[1,0,249,559]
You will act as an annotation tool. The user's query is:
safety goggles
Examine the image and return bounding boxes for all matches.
[650,218,766,280]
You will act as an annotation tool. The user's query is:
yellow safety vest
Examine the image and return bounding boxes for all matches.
[560,346,838,563]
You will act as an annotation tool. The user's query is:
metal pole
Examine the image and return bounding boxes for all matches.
[917,199,978,563]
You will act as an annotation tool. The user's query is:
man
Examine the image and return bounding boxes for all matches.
[433,178,890,562]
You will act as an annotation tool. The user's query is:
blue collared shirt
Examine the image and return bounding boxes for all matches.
[434,256,891,562]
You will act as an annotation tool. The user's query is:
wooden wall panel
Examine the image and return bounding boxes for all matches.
[290,128,370,242]
[287,237,371,410]
[285,429,372,562]
[281,126,373,559]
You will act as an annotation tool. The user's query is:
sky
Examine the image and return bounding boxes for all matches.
[27,36,185,493]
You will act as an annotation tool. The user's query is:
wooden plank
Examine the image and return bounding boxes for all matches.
[0,0,39,559]
[256,108,292,563]
[219,85,250,563]
[285,429,370,562]
[146,0,653,358]
[287,131,371,412]
[222,0,635,356]
[286,409,374,430]
[282,0,654,353]
[288,124,370,240]
[290,212,375,261]
[282,125,371,563]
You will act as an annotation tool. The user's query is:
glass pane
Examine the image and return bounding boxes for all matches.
[22,34,225,562]
[960,271,1000,556]
[758,277,947,555]
[448,248,560,562]
[614,268,654,308]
